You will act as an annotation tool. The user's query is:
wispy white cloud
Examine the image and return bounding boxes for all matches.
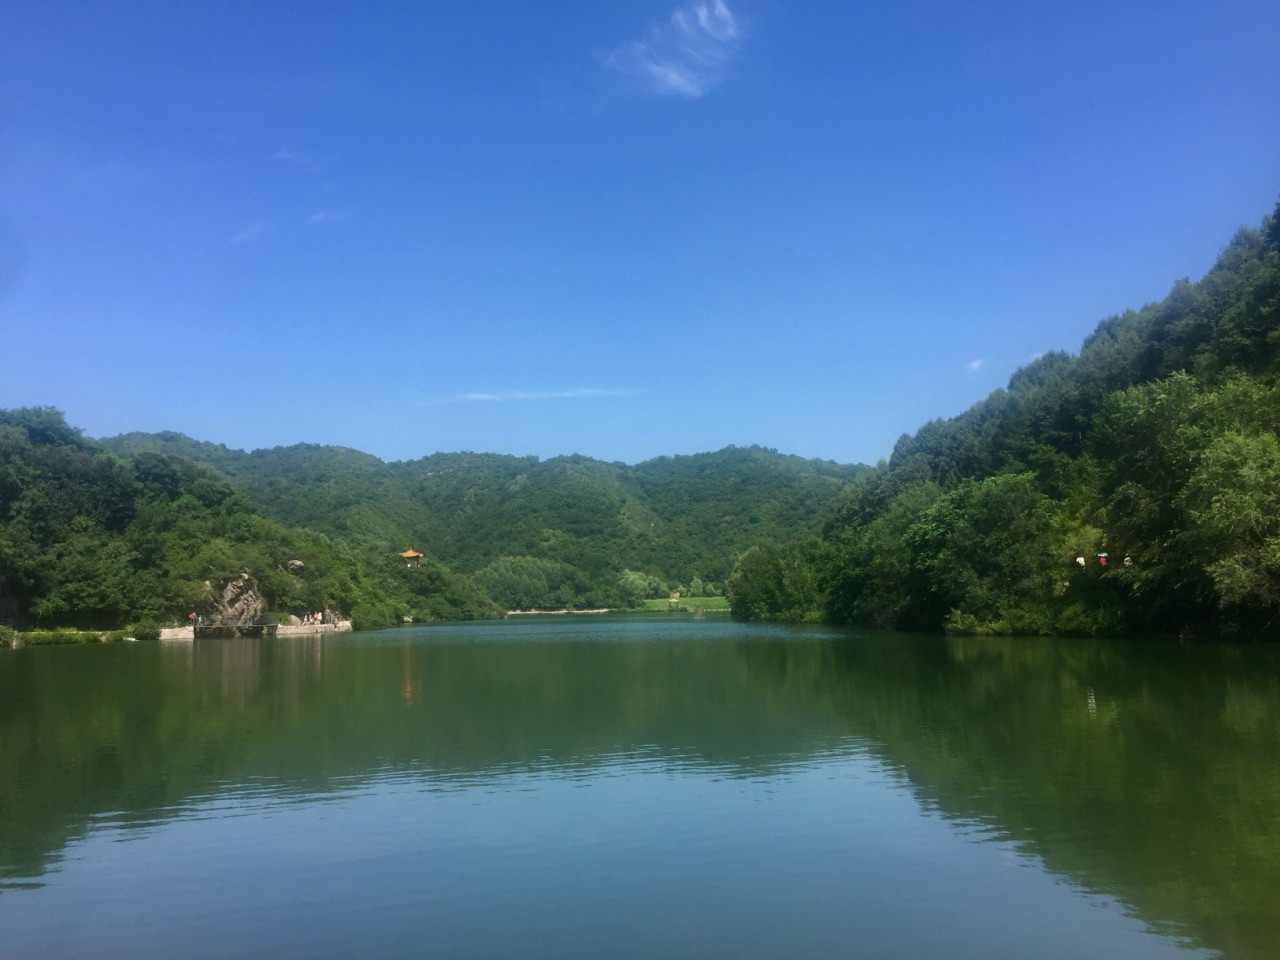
[308,209,348,224]
[270,147,337,174]
[422,388,638,406]
[229,221,270,244]
[966,358,985,373]
[463,388,635,402]
[602,0,742,98]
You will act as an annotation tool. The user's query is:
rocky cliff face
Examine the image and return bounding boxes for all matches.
[197,574,345,626]
[206,575,266,624]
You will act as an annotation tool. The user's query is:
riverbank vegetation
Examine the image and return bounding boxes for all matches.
[639,596,730,612]
[727,201,1280,638]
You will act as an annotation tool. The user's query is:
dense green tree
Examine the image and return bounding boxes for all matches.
[616,569,668,608]
[902,474,1062,633]
[823,474,941,628]
[726,541,825,622]
[1181,431,1280,616]
[473,555,576,611]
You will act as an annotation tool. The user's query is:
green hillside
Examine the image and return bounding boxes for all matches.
[3,413,864,630]
[99,436,866,607]
[0,410,499,632]
[728,200,1280,638]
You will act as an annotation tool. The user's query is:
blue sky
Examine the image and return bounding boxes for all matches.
[2,1,1278,466]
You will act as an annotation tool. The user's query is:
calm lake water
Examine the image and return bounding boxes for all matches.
[2,617,1278,959]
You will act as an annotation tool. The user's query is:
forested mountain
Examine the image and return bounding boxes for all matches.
[0,409,499,631]
[99,436,865,607]
[728,201,1280,639]
[1,414,864,631]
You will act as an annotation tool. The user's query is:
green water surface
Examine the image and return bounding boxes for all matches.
[1,617,1277,958]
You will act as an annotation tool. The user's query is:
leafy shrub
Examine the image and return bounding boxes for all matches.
[1000,603,1055,636]
[20,629,99,646]
[944,610,983,635]
[350,601,397,632]
[1053,602,1121,638]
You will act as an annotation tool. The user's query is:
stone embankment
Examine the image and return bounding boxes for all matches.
[160,621,352,641]
[277,621,353,637]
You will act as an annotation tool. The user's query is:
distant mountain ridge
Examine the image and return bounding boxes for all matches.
[99,435,868,589]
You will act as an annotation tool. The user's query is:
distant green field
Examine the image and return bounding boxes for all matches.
[639,596,730,612]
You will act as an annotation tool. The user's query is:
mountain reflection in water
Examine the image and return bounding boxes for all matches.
[1,618,1276,958]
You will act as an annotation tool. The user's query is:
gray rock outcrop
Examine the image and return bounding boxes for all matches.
[216,574,266,625]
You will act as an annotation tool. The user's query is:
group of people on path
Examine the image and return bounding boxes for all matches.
[1074,554,1132,568]
[187,610,325,626]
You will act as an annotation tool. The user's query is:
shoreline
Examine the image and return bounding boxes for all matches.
[504,608,614,616]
